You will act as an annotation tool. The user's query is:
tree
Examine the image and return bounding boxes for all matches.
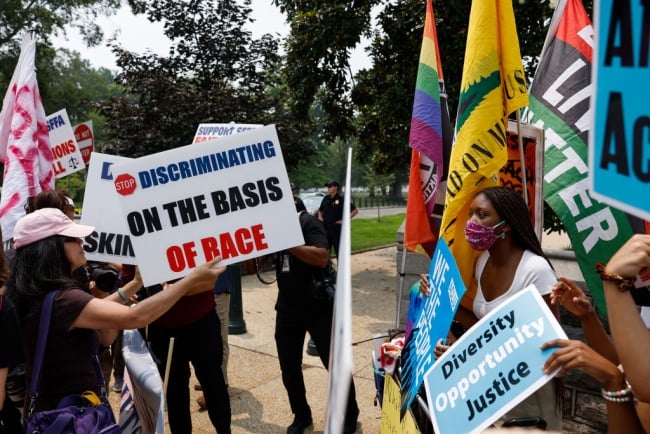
[0,0,120,94]
[96,0,283,158]
[354,0,557,175]
[352,0,423,176]
[43,49,120,122]
[0,0,120,51]
[278,0,559,176]
[272,0,375,142]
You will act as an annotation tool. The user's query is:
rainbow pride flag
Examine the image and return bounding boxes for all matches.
[404,0,452,254]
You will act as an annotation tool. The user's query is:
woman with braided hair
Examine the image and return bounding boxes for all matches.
[424,186,563,430]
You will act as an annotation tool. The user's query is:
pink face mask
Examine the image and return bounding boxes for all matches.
[464,219,506,251]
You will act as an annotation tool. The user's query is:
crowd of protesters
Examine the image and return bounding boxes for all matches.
[2,184,650,434]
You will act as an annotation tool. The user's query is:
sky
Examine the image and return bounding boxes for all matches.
[53,0,371,74]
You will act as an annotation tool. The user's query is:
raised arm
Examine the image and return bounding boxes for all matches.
[72,258,225,331]
[542,339,645,434]
[602,234,650,401]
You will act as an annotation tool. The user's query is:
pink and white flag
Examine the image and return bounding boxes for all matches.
[0,34,54,243]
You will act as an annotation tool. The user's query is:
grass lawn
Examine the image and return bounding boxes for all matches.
[351,213,404,252]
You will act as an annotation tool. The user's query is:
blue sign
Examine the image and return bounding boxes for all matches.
[400,238,465,418]
[590,0,650,221]
[423,286,567,434]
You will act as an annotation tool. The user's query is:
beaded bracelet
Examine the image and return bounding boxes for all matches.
[595,262,635,291]
[601,386,634,403]
[117,287,130,304]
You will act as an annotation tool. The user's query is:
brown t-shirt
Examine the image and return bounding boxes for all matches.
[22,288,99,412]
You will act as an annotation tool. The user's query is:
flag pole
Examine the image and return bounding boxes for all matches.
[396,242,408,329]
[515,110,528,205]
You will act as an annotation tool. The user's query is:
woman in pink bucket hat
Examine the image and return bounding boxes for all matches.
[6,208,226,420]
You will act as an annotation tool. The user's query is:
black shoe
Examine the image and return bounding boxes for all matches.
[287,416,313,434]
[306,338,319,356]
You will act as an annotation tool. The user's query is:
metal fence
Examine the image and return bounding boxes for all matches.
[352,196,406,208]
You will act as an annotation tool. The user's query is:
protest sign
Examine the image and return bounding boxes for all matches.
[589,0,650,221]
[380,374,420,434]
[324,148,354,434]
[81,153,135,263]
[424,285,566,434]
[400,238,465,418]
[110,124,303,286]
[46,108,85,178]
[193,123,262,143]
[73,120,94,165]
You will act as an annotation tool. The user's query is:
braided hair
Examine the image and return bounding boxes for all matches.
[478,186,552,268]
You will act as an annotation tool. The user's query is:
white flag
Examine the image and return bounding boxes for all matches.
[0,34,54,243]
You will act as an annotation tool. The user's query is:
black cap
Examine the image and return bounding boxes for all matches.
[325,180,340,188]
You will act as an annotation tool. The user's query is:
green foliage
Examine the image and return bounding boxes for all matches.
[351,212,404,252]
[352,0,423,176]
[42,49,120,119]
[0,0,120,54]
[362,171,395,198]
[55,171,87,205]
[96,0,282,158]
[273,0,376,142]
[353,0,556,176]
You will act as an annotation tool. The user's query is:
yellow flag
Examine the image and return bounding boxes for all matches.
[441,0,528,308]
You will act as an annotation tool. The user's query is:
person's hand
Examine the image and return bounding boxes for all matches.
[541,339,625,390]
[551,277,593,318]
[434,338,450,360]
[419,274,430,296]
[605,234,650,278]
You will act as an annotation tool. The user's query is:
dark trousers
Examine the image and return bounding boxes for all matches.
[325,223,342,258]
[112,330,125,381]
[275,304,358,423]
[148,310,231,434]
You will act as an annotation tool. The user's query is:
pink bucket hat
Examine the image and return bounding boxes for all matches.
[13,208,95,249]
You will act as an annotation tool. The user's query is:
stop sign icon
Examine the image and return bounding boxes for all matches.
[73,122,94,165]
[114,173,137,196]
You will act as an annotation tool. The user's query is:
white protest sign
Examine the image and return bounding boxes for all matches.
[73,120,94,165]
[46,108,85,178]
[193,123,262,143]
[324,148,354,434]
[81,153,136,264]
[110,124,303,286]
[424,285,567,434]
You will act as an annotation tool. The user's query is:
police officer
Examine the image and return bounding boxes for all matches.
[274,199,359,434]
[317,181,358,258]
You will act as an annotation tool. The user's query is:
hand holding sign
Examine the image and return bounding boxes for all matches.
[424,285,567,434]
[541,339,623,388]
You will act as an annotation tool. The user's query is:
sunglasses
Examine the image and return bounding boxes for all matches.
[61,236,80,243]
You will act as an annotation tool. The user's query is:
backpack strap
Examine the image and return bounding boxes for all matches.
[27,291,57,416]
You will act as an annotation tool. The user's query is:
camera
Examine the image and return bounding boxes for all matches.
[310,262,337,302]
[87,263,119,293]
[311,274,336,302]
